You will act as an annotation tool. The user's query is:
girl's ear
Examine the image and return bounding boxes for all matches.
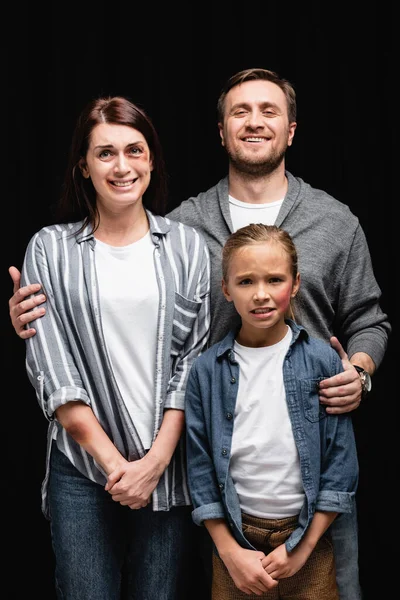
[222,279,233,303]
[79,158,90,179]
[291,273,301,297]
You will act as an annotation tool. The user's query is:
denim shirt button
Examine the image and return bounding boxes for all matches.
[226,412,233,420]
[222,448,228,456]
[230,377,236,384]
[219,483,224,490]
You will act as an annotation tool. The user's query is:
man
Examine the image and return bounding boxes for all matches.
[9,68,390,598]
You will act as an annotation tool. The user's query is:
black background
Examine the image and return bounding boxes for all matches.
[4,3,394,599]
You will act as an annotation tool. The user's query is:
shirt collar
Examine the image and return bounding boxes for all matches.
[215,319,309,360]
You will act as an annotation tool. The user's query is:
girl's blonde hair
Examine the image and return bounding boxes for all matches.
[222,223,299,320]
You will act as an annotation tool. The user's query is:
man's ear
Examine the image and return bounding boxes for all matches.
[287,121,297,148]
[222,279,233,302]
[218,123,225,147]
[79,158,90,179]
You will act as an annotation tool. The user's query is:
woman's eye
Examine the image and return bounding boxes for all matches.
[129,146,143,155]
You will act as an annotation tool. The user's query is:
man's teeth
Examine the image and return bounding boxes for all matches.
[244,137,264,142]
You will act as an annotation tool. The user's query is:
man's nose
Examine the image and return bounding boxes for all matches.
[246,110,264,128]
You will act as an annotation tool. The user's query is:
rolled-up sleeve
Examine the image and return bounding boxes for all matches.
[22,232,91,420]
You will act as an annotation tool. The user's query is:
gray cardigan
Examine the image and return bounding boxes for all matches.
[168,171,390,366]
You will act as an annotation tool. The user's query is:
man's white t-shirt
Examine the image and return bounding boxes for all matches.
[229,195,283,231]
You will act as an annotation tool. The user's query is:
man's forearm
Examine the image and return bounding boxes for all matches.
[349,351,375,375]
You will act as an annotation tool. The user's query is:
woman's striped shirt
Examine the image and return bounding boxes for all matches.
[21,211,211,518]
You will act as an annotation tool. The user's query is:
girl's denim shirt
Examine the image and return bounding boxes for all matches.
[185,319,359,552]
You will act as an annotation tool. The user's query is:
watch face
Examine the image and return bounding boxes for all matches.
[364,371,372,392]
[354,365,372,394]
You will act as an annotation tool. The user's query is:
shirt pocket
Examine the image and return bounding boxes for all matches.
[301,378,327,423]
[171,292,203,356]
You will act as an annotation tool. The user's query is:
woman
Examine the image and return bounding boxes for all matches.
[20,96,210,599]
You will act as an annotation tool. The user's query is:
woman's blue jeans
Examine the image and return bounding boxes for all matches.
[48,442,198,600]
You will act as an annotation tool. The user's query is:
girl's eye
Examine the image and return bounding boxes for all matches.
[99,150,112,158]
[239,278,252,285]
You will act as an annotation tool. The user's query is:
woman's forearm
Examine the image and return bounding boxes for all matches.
[145,408,185,475]
[55,400,126,475]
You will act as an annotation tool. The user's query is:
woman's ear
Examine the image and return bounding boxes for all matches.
[79,158,90,179]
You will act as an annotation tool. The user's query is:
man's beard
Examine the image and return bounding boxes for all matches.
[225,144,287,177]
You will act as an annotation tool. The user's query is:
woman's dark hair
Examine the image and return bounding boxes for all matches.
[55,96,168,230]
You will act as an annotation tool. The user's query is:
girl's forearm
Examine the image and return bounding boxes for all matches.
[205,518,240,558]
[300,511,337,552]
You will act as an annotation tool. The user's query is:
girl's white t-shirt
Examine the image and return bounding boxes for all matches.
[230,326,305,518]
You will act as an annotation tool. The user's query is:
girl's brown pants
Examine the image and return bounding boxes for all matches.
[212,513,339,600]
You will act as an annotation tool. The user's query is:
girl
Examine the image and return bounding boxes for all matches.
[185,223,358,599]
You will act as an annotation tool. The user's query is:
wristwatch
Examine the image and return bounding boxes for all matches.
[353,365,372,397]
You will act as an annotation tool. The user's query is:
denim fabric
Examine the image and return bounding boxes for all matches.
[48,442,198,600]
[331,506,363,600]
[186,320,361,599]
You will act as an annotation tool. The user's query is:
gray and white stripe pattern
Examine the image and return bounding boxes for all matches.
[21,211,211,517]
